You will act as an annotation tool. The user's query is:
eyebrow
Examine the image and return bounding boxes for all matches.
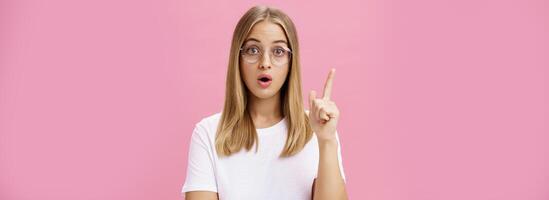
[244,37,288,45]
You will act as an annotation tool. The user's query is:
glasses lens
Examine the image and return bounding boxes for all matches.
[241,46,260,64]
[272,48,290,65]
[241,46,291,66]
[244,54,259,64]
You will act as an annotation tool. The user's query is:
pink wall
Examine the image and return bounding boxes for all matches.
[1,0,547,199]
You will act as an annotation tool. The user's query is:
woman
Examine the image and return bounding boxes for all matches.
[182,6,348,200]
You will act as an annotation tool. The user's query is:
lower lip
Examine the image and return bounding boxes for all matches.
[257,79,272,88]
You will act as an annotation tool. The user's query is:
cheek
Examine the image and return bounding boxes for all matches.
[240,63,255,83]
[275,67,290,85]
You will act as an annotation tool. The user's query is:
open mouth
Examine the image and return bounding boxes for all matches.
[257,74,272,88]
[259,77,271,82]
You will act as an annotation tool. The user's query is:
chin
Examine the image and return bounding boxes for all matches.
[250,88,278,99]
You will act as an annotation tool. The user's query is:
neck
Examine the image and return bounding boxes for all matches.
[248,92,283,125]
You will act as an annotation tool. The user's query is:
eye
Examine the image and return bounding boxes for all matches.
[245,46,260,55]
[273,48,285,57]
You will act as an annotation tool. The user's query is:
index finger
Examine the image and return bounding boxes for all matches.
[322,68,336,100]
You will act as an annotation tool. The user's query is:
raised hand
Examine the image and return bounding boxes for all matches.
[308,68,340,142]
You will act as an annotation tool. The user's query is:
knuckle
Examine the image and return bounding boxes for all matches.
[320,107,327,112]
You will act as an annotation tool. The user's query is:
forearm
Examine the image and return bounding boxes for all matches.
[313,139,348,200]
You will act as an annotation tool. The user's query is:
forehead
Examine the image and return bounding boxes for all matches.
[246,21,288,44]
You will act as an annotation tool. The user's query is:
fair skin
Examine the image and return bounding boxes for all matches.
[186,21,347,200]
[309,68,348,200]
[240,21,289,126]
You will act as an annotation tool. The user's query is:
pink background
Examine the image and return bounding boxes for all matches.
[1,0,547,199]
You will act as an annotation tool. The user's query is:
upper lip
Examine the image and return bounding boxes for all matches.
[257,74,272,81]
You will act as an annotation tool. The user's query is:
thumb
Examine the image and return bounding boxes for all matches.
[309,90,316,112]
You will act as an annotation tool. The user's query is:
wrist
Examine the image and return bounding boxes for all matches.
[317,137,338,147]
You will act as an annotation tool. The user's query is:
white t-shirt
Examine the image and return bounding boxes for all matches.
[181,112,346,200]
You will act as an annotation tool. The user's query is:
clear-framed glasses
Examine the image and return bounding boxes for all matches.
[240,44,292,66]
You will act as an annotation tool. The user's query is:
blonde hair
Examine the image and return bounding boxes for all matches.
[215,6,313,157]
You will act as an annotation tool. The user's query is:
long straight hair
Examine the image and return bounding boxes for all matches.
[215,6,313,157]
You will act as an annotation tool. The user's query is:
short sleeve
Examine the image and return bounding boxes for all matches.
[181,123,218,194]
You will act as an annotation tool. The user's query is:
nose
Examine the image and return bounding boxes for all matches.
[259,53,272,69]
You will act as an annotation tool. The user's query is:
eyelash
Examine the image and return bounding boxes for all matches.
[244,46,287,54]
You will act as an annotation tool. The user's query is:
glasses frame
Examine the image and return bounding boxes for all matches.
[239,45,292,66]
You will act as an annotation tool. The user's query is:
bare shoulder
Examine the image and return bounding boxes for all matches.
[185,191,219,200]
